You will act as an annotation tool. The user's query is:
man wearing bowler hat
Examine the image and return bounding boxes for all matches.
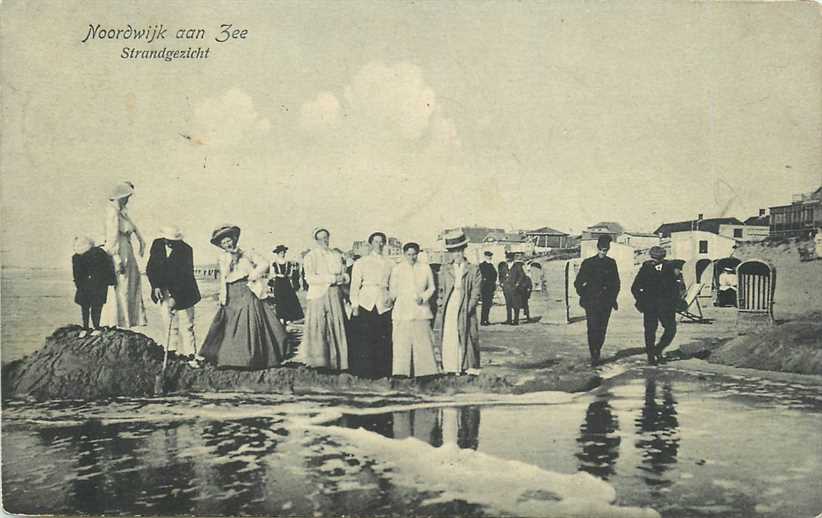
[574,235,620,366]
[146,225,202,367]
[632,245,679,365]
[478,250,497,325]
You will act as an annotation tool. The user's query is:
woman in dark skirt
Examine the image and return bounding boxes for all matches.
[200,224,291,369]
[72,236,116,337]
[269,245,304,325]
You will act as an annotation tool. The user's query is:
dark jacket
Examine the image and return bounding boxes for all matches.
[574,255,620,309]
[503,261,528,308]
[479,261,498,294]
[73,246,115,306]
[497,261,510,285]
[146,238,201,310]
[631,259,680,313]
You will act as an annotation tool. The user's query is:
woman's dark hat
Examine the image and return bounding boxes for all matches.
[368,231,387,244]
[403,242,420,252]
[273,244,288,254]
[649,246,667,260]
[210,224,241,247]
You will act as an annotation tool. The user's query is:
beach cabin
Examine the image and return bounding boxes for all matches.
[712,256,741,306]
[670,231,736,298]
[736,259,776,325]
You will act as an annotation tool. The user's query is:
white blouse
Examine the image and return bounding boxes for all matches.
[389,261,435,321]
[303,247,345,301]
[217,248,269,304]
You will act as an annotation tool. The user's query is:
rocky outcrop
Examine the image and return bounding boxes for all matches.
[707,316,822,375]
[3,326,543,402]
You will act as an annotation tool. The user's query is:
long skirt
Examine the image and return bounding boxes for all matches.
[200,280,290,369]
[392,320,439,377]
[298,286,349,370]
[350,308,392,379]
[272,277,304,322]
[441,292,463,373]
[101,236,147,328]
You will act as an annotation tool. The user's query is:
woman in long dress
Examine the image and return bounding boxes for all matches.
[101,181,148,328]
[269,245,304,325]
[296,227,350,370]
[200,225,291,369]
[390,242,439,377]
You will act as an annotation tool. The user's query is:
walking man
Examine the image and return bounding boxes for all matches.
[478,251,497,325]
[146,225,202,368]
[574,235,620,366]
[631,245,679,365]
[350,232,394,378]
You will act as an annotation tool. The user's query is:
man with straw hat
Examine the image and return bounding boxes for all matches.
[434,229,483,375]
[631,245,679,365]
[146,225,202,367]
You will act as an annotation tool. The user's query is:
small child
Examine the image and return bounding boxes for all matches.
[72,236,115,337]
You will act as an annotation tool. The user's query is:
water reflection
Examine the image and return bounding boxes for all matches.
[575,393,620,480]
[635,377,680,491]
[334,406,481,450]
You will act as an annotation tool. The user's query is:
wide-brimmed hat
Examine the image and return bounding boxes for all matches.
[273,244,288,254]
[160,225,183,241]
[368,231,387,244]
[403,242,421,252]
[210,224,241,247]
[444,230,468,251]
[73,235,95,254]
[649,246,667,260]
[109,181,134,201]
[312,226,330,239]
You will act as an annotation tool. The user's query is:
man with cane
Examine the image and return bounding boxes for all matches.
[146,225,202,368]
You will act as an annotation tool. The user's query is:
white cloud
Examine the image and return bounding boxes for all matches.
[190,88,270,147]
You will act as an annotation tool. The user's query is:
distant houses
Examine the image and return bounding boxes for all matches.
[768,186,822,239]
[350,236,403,259]
[523,227,573,250]
[654,215,769,243]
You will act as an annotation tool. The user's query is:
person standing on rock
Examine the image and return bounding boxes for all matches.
[436,230,483,376]
[72,236,116,337]
[478,251,497,326]
[200,224,291,369]
[349,232,395,379]
[390,242,439,377]
[574,235,620,366]
[632,246,680,365]
[101,181,148,329]
[146,226,203,368]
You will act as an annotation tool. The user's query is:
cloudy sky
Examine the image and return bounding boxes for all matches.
[1,0,820,269]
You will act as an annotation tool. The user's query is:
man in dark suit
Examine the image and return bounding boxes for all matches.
[574,235,620,366]
[497,252,515,324]
[146,225,202,367]
[478,251,497,325]
[631,245,679,365]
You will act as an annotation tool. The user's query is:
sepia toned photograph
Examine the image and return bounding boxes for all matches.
[1,1,821,517]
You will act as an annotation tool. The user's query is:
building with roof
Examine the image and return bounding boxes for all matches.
[350,236,403,259]
[581,222,624,241]
[769,186,822,239]
[436,226,534,264]
[654,215,745,238]
[523,226,572,250]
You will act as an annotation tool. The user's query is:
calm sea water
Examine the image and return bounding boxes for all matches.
[1,268,221,362]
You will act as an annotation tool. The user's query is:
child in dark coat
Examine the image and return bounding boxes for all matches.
[72,236,116,337]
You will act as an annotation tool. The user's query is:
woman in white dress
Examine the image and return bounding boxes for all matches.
[389,242,439,377]
[297,227,350,370]
[101,181,147,328]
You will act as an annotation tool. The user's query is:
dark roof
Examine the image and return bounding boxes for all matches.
[654,217,744,237]
[744,215,770,226]
[585,222,624,235]
[525,226,569,236]
[484,231,528,243]
[440,226,505,244]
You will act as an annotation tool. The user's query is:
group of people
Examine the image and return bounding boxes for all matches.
[574,235,686,366]
[477,251,534,326]
[71,184,485,377]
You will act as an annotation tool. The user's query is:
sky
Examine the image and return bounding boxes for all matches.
[1,0,820,269]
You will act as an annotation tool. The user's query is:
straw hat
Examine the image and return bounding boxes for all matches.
[444,230,469,251]
[160,225,183,241]
[313,226,330,239]
[109,181,135,201]
[210,224,241,246]
[368,231,387,244]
